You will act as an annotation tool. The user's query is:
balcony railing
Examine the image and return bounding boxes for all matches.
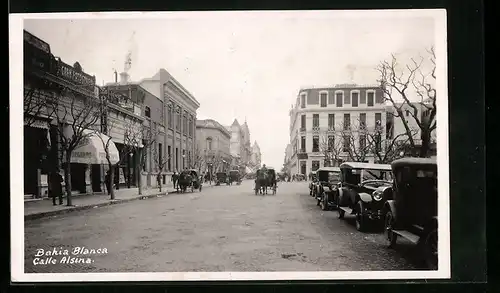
[312,126,320,132]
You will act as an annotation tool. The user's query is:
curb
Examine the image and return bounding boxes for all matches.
[24,191,169,221]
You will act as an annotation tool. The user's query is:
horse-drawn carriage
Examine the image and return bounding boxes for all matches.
[215,172,229,186]
[177,169,202,193]
[254,167,277,195]
[229,170,241,185]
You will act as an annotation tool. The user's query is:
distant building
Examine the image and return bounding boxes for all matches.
[195,119,232,174]
[226,119,253,173]
[288,84,387,175]
[250,141,262,169]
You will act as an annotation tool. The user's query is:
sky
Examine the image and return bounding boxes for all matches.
[23,11,437,169]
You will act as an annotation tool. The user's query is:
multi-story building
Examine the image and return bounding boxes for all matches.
[288,84,388,175]
[130,69,201,184]
[23,30,122,199]
[195,119,232,174]
[250,141,262,169]
[282,143,293,174]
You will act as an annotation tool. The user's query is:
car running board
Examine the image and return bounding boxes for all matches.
[339,206,354,215]
[392,230,421,244]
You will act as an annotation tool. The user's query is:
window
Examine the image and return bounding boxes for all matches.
[175,148,179,170]
[328,114,335,130]
[159,143,163,165]
[375,113,382,128]
[367,92,374,107]
[312,136,319,152]
[207,137,213,150]
[300,115,306,129]
[360,91,367,104]
[167,145,172,171]
[182,150,186,168]
[313,114,319,128]
[168,104,173,128]
[320,92,327,107]
[336,92,343,107]
[343,113,351,130]
[312,160,320,171]
[142,139,147,171]
[300,136,306,152]
[374,133,382,152]
[176,109,181,131]
[328,135,335,151]
[343,135,350,152]
[300,94,306,108]
[359,113,366,129]
[351,91,359,107]
[375,90,384,103]
[359,134,366,150]
[145,106,151,118]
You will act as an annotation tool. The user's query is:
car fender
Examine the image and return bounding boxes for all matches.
[358,192,372,203]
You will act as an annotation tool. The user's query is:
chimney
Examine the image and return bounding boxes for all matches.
[114,70,118,83]
[119,72,129,85]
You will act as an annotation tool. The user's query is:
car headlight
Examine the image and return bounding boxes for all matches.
[373,191,383,201]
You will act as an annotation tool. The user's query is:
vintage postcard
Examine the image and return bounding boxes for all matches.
[10,9,449,282]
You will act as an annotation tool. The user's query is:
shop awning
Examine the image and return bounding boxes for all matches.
[70,129,120,165]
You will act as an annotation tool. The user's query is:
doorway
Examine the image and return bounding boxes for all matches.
[91,165,102,192]
[70,163,86,193]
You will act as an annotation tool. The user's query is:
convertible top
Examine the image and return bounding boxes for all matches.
[391,157,437,169]
[340,162,392,171]
[317,167,341,172]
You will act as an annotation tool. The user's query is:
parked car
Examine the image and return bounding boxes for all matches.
[384,157,438,270]
[308,171,318,196]
[314,167,342,211]
[336,162,393,232]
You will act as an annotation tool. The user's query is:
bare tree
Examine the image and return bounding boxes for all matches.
[376,47,437,157]
[151,142,170,192]
[318,130,344,167]
[136,125,159,195]
[48,88,101,206]
[365,121,418,164]
[97,114,143,199]
[190,145,205,173]
[23,84,57,127]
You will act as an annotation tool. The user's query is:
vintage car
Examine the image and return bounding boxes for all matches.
[308,171,318,196]
[384,157,438,270]
[313,167,342,211]
[336,162,393,232]
[215,172,228,186]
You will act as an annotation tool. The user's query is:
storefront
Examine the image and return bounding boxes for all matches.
[113,143,139,189]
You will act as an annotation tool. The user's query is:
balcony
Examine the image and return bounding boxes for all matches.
[312,126,320,133]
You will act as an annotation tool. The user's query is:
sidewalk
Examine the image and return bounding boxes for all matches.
[24,186,177,221]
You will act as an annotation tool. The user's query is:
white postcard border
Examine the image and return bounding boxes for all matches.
[10,9,450,282]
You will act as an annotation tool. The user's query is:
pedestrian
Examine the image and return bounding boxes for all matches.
[49,169,63,206]
[105,170,111,195]
[172,171,178,189]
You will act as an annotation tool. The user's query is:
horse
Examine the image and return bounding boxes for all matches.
[255,170,268,195]
[177,171,193,193]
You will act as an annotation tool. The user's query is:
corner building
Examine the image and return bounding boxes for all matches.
[288,84,388,176]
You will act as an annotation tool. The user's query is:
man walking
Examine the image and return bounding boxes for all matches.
[49,169,63,205]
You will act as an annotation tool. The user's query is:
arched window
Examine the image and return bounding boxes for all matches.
[206,137,213,150]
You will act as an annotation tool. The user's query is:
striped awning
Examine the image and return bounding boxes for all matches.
[24,117,49,129]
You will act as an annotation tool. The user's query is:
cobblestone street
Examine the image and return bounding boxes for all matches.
[25,180,421,273]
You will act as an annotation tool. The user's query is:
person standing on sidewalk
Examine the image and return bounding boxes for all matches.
[49,169,63,205]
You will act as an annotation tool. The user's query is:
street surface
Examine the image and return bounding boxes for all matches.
[25,180,421,272]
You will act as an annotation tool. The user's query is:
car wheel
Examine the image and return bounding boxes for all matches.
[423,229,438,270]
[384,211,398,248]
[355,202,366,232]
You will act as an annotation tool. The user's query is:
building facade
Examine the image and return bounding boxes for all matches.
[134,69,200,185]
[288,84,388,176]
[250,141,262,169]
[195,119,232,175]
[226,119,257,174]
[23,30,117,199]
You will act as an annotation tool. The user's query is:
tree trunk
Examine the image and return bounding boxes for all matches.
[64,152,72,206]
[109,163,115,200]
[419,128,431,158]
[138,168,143,195]
[157,171,162,192]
